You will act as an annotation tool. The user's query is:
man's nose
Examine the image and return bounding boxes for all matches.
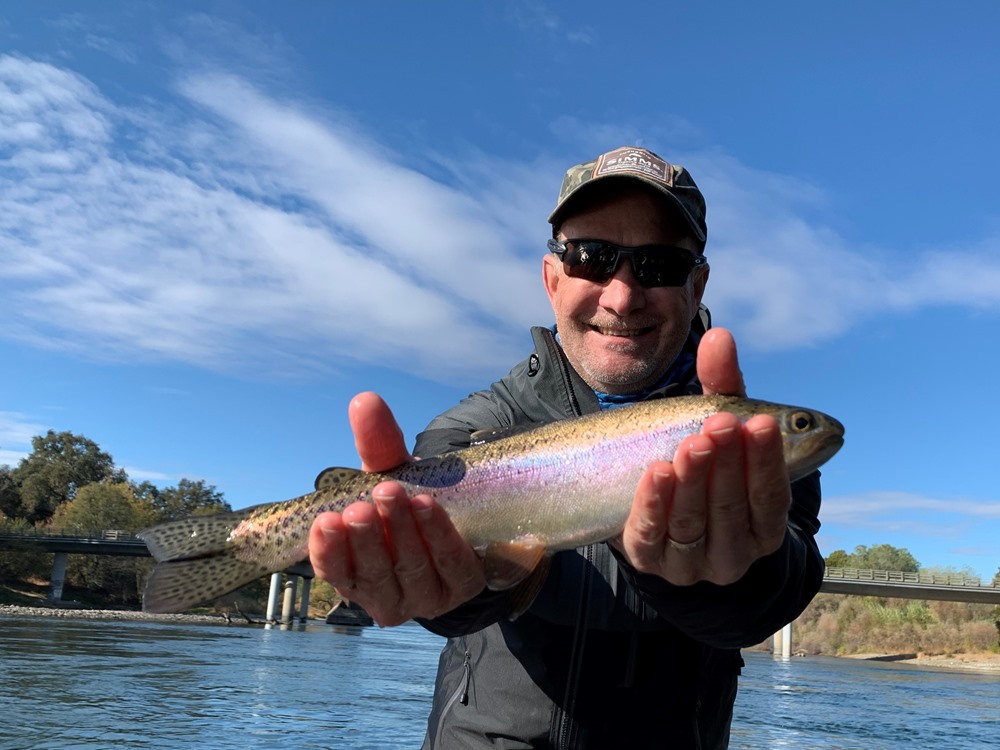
[598,260,646,315]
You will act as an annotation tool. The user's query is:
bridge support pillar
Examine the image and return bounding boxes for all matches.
[266,572,282,623]
[281,577,299,629]
[772,622,793,658]
[49,552,69,601]
[298,577,312,623]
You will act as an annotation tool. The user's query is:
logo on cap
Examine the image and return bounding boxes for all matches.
[593,147,674,187]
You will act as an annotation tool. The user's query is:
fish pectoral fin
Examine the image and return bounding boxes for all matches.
[505,556,552,621]
[483,540,548,591]
[483,540,552,620]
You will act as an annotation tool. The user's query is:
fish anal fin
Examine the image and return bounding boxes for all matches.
[483,540,548,591]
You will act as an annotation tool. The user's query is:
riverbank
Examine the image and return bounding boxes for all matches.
[0,603,245,625]
[844,651,1000,673]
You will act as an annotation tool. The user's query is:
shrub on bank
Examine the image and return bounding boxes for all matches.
[789,593,999,656]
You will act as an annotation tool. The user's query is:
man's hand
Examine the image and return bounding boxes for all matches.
[615,328,792,586]
[308,392,486,626]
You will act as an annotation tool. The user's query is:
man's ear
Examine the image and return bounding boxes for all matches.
[542,253,561,307]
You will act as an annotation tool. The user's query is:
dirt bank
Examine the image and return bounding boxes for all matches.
[844,651,1000,673]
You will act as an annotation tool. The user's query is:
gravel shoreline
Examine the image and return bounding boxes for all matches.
[0,603,254,625]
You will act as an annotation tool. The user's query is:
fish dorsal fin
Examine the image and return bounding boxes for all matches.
[482,540,548,591]
[314,466,359,491]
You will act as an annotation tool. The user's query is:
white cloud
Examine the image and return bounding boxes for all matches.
[0,411,50,467]
[691,153,1000,351]
[820,490,1000,532]
[0,55,549,383]
[3,52,1000,385]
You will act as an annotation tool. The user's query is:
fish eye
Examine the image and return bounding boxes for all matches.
[789,411,814,433]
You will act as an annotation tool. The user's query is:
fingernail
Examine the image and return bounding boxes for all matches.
[321,523,343,541]
[709,425,737,439]
[411,495,434,521]
[652,468,673,489]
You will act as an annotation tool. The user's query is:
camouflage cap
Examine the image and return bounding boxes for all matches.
[548,146,707,247]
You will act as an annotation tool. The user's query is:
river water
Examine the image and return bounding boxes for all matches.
[1,615,997,749]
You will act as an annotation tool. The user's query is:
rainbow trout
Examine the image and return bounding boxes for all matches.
[139,394,844,613]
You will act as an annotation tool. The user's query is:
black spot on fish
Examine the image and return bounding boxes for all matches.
[394,454,467,489]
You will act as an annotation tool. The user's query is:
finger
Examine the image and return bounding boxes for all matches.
[668,432,714,544]
[700,412,752,580]
[349,392,411,472]
[621,462,674,573]
[309,511,352,586]
[372,484,443,607]
[697,328,746,397]
[410,495,487,609]
[340,497,405,623]
[744,414,792,555]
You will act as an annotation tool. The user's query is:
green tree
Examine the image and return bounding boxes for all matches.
[847,543,920,572]
[0,516,48,582]
[12,431,127,524]
[825,549,851,568]
[0,466,20,519]
[144,478,230,522]
[49,482,157,603]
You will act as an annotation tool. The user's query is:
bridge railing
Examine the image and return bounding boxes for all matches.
[0,528,139,542]
[824,566,997,588]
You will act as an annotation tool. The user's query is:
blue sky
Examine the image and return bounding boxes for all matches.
[2,1,999,580]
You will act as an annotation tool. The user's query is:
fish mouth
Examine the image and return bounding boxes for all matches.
[787,431,845,482]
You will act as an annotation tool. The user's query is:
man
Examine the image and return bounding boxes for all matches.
[309,146,825,748]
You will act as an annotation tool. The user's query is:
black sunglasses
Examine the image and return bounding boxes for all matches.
[547,238,708,288]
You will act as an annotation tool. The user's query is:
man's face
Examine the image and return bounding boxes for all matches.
[543,185,708,395]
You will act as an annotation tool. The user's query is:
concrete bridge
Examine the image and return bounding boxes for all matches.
[820,566,1000,604]
[4,530,997,631]
[0,529,315,623]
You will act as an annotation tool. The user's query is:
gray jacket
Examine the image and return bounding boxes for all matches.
[414,325,825,749]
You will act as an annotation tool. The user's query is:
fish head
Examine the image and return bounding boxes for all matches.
[774,405,845,482]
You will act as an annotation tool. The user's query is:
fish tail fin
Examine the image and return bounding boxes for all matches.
[142,556,271,614]
[138,511,249,562]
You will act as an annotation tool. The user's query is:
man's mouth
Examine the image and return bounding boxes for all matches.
[590,324,655,338]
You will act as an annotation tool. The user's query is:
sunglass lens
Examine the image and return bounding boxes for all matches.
[559,242,698,287]
[632,251,692,287]
[564,244,618,282]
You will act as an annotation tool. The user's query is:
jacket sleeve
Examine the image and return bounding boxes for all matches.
[614,470,826,649]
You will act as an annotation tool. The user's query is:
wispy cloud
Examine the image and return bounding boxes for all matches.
[819,490,1000,542]
[0,54,546,383]
[0,411,50,467]
[3,50,1000,384]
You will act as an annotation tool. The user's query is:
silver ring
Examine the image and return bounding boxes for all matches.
[667,534,705,552]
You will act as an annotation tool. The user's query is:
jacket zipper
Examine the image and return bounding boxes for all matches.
[555,543,595,750]
[433,649,472,748]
